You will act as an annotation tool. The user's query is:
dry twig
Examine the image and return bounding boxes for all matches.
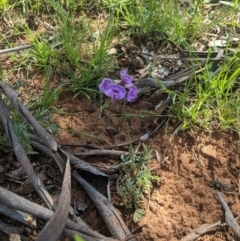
[0,45,32,54]
[180,221,221,241]
[216,190,240,240]
[75,149,129,157]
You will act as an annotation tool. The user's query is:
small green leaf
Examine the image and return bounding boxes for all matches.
[133,208,145,223]
[74,234,86,241]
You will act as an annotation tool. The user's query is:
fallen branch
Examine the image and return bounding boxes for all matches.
[0,99,54,210]
[75,149,129,157]
[0,204,36,229]
[216,190,240,239]
[73,171,134,240]
[0,186,105,240]
[36,156,71,241]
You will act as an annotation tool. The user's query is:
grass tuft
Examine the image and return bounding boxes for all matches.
[170,48,240,134]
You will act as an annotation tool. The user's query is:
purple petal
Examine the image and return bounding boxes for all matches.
[120,70,133,87]
[126,85,138,102]
[104,84,126,101]
[99,78,112,93]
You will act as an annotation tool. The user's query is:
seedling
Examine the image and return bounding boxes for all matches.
[117,144,159,222]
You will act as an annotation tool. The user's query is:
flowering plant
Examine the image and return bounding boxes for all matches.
[99,70,138,102]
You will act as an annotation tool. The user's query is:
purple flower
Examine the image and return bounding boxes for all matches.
[99,78,112,93]
[126,85,138,102]
[120,70,133,88]
[99,71,138,102]
[104,83,126,102]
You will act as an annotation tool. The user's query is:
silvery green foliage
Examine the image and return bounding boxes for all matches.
[117,144,159,222]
